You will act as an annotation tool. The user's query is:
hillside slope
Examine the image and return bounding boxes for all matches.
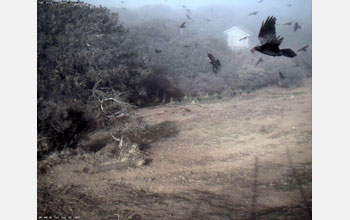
[38,79,312,220]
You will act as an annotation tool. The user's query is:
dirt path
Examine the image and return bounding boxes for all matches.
[38,80,312,220]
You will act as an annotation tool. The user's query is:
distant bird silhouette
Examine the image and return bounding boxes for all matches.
[251,16,297,58]
[178,22,186,28]
[279,72,285,79]
[155,49,162,54]
[239,36,248,41]
[297,45,309,52]
[256,57,263,66]
[184,45,192,48]
[186,14,192,20]
[249,11,259,16]
[208,53,221,73]
[283,22,293,26]
[294,22,301,31]
[286,4,292,7]
[257,0,264,3]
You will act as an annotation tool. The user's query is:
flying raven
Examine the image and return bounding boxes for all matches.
[155,49,162,54]
[178,22,186,28]
[279,72,285,79]
[256,57,263,66]
[208,53,221,73]
[251,16,297,58]
[294,22,301,31]
[283,22,293,26]
[249,11,259,16]
[297,45,309,52]
[239,36,248,41]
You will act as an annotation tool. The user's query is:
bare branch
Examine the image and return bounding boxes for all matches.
[111,134,120,142]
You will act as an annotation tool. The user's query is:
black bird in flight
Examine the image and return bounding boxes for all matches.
[283,22,293,26]
[251,16,297,58]
[256,57,263,66]
[155,49,162,54]
[279,72,285,79]
[294,22,301,31]
[178,22,186,28]
[249,11,259,16]
[286,4,292,7]
[297,45,309,52]
[239,36,248,41]
[208,53,221,73]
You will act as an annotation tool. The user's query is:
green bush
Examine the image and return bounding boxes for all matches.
[37,2,159,158]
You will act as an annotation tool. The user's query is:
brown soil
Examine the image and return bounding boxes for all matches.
[38,80,312,220]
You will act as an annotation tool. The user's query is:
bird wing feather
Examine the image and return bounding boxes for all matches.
[208,53,215,61]
[258,16,277,45]
[267,35,284,46]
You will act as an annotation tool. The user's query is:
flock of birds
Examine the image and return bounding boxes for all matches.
[151,1,310,79]
[40,0,310,81]
[249,15,309,80]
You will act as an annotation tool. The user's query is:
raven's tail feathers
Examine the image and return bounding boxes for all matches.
[281,48,297,58]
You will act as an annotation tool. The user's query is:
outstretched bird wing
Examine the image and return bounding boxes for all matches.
[179,22,186,28]
[268,35,284,46]
[249,11,259,15]
[258,16,277,45]
[256,57,263,66]
[216,59,221,67]
[297,45,309,52]
[294,22,301,31]
[208,53,215,62]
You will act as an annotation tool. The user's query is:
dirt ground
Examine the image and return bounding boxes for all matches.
[38,79,312,220]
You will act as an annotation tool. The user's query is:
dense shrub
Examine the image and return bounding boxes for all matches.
[37,2,164,158]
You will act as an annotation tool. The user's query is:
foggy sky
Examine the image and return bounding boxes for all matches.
[83,0,311,17]
[83,0,311,30]
[80,0,311,47]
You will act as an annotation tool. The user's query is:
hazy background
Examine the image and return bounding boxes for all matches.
[83,0,312,46]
